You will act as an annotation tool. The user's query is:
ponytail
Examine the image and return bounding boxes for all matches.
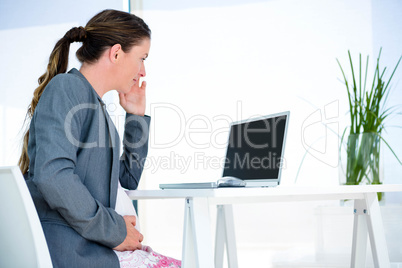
[18,26,87,174]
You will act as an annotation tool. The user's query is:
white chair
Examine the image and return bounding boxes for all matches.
[0,166,53,267]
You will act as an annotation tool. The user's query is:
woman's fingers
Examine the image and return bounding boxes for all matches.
[140,80,146,90]
[124,215,136,226]
[112,215,143,251]
[139,233,144,242]
[118,80,146,115]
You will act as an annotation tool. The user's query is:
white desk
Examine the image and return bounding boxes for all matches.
[127,185,402,268]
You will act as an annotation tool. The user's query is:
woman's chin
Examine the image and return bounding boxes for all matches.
[116,87,131,94]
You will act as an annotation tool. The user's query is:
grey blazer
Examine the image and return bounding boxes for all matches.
[25,68,150,267]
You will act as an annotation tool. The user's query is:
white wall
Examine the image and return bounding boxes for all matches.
[135,0,402,264]
[140,0,374,187]
[371,0,402,203]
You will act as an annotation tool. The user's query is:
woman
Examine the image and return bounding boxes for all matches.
[19,9,180,268]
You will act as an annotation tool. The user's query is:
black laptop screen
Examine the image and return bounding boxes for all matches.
[222,115,287,180]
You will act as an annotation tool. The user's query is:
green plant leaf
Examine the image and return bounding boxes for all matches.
[337,48,402,186]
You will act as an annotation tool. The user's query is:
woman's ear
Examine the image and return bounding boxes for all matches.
[109,44,122,63]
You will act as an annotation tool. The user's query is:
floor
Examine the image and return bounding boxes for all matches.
[157,244,402,268]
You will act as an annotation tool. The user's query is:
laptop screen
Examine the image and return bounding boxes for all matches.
[222,113,288,180]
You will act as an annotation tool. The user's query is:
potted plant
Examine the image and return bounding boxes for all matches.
[337,48,402,201]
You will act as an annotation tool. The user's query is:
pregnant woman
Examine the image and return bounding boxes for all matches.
[19,9,180,268]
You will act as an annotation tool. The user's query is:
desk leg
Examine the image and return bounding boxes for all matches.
[351,199,368,268]
[365,193,390,268]
[182,198,214,268]
[351,194,390,268]
[215,205,238,268]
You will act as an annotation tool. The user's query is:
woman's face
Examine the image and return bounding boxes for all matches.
[116,38,151,93]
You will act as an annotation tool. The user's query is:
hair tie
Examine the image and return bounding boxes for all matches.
[64,26,87,43]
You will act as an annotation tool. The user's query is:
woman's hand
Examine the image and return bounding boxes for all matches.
[119,80,146,116]
[113,215,143,251]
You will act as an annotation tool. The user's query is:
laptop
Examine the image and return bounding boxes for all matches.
[159,111,290,189]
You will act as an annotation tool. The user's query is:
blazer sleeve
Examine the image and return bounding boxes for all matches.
[119,113,151,190]
[32,76,126,248]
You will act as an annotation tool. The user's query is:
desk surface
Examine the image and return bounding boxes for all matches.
[127,184,402,267]
[126,184,402,204]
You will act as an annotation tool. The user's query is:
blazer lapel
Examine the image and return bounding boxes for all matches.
[100,103,120,209]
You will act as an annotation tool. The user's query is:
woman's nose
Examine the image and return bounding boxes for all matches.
[139,62,146,77]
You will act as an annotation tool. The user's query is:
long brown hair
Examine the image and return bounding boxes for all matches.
[19,9,151,174]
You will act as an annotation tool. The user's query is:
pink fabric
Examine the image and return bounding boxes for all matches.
[114,182,181,267]
[115,246,181,268]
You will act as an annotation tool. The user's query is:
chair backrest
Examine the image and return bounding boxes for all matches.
[0,166,53,267]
